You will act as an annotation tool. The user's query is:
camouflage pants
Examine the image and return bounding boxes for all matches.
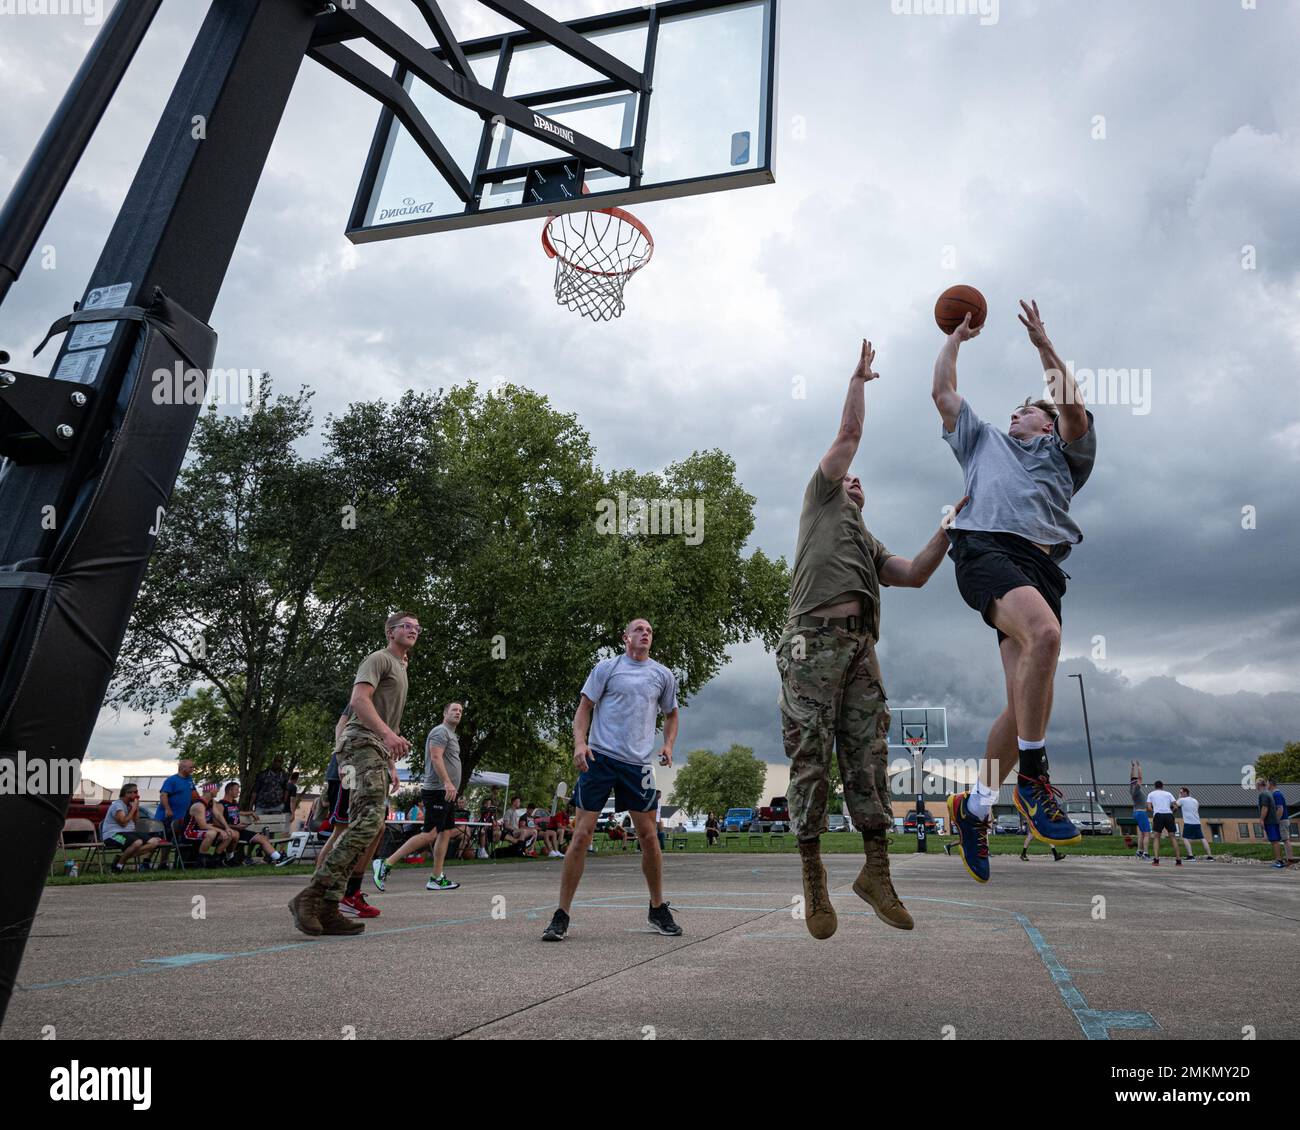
[776,623,891,840]
[308,735,388,902]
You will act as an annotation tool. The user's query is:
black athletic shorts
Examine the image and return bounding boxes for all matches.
[948,530,1069,645]
[422,789,457,833]
[1152,812,1177,834]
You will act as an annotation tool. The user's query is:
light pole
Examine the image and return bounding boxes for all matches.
[1069,673,1102,829]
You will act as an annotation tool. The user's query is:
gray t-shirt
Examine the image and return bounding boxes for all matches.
[1130,780,1146,809]
[943,398,1096,560]
[581,654,678,767]
[100,799,133,840]
[1259,790,1278,825]
[423,723,461,792]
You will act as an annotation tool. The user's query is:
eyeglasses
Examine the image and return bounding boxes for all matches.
[393,623,422,634]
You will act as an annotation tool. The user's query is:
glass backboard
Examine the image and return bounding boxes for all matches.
[887,707,949,750]
[347,0,779,241]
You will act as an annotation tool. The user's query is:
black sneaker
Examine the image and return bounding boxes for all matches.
[1051,848,1065,861]
[111,862,125,874]
[541,908,569,942]
[648,901,682,937]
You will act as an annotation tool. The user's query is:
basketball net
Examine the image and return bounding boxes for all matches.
[541,206,654,322]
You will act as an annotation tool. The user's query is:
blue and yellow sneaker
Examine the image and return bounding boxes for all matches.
[947,792,990,883]
[1015,773,1082,846]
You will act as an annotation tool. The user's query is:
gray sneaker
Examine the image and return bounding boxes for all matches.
[426,874,461,891]
[372,859,390,891]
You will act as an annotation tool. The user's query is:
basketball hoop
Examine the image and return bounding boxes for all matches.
[541,206,654,322]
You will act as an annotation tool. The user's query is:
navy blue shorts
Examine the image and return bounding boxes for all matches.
[574,752,656,814]
[1182,824,1203,840]
[1264,824,1281,843]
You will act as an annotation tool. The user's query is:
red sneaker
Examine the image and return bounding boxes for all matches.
[340,893,381,919]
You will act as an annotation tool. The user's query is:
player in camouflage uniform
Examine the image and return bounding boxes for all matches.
[778,340,965,940]
[289,610,420,936]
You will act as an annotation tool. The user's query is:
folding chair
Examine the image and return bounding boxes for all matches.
[59,818,106,874]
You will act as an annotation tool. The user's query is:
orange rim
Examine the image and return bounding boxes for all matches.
[541,206,655,278]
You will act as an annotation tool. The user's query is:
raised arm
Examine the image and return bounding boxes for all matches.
[878,497,968,588]
[932,314,980,432]
[1019,299,1087,442]
[820,340,879,482]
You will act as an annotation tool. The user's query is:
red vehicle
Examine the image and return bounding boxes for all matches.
[66,797,112,828]
[751,797,790,833]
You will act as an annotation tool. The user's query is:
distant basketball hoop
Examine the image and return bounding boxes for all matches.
[541,206,654,323]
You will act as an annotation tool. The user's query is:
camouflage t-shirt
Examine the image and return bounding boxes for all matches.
[342,648,408,744]
[787,466,893,638]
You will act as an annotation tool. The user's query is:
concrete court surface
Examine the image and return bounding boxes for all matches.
[5,852,1297,1040]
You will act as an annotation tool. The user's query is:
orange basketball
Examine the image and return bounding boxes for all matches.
[935,285,987,334]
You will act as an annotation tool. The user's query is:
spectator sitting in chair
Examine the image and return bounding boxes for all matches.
[216,782,284,864]
[154,758,197,835]
[705,812,720,847]
[101,783,166,873]
[606,819,627,844]
[184,784,238,867]
[547,805,572,856]
[501,795,538,856]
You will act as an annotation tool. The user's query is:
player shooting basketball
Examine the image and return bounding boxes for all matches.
[933,300,1098,884]
[777,340,966,940]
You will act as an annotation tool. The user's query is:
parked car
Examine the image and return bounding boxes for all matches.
[826,814,851,833]
[902,809,938,833]
[751,796,790,833]
[722,807,755,832]
[1065,802,1113,835]
[994,813,1025,835]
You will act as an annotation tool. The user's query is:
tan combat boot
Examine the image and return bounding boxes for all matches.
[798,840,838,940]
[852,833,914,930]
[288,887,324,936]
[318,899,365,935]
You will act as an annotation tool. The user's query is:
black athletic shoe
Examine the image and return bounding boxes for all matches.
[648,901,682,936]
[1051,848,1065,861]
[541,908,569,942]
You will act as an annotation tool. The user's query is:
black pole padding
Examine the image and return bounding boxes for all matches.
[0,0,163,312]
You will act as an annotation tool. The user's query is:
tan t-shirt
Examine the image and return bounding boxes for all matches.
[343,648,408,743]
[787,467,893,638]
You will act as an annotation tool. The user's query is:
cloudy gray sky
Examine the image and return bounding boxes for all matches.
[2,0,1297,789]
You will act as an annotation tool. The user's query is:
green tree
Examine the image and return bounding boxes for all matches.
[1256,742,1300,784]
[670,744,767,816]
[109,382,456,794]
[717,744,767,810]
[169,685,333,788]
[669,749,725,818]
[403,383,790,791]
